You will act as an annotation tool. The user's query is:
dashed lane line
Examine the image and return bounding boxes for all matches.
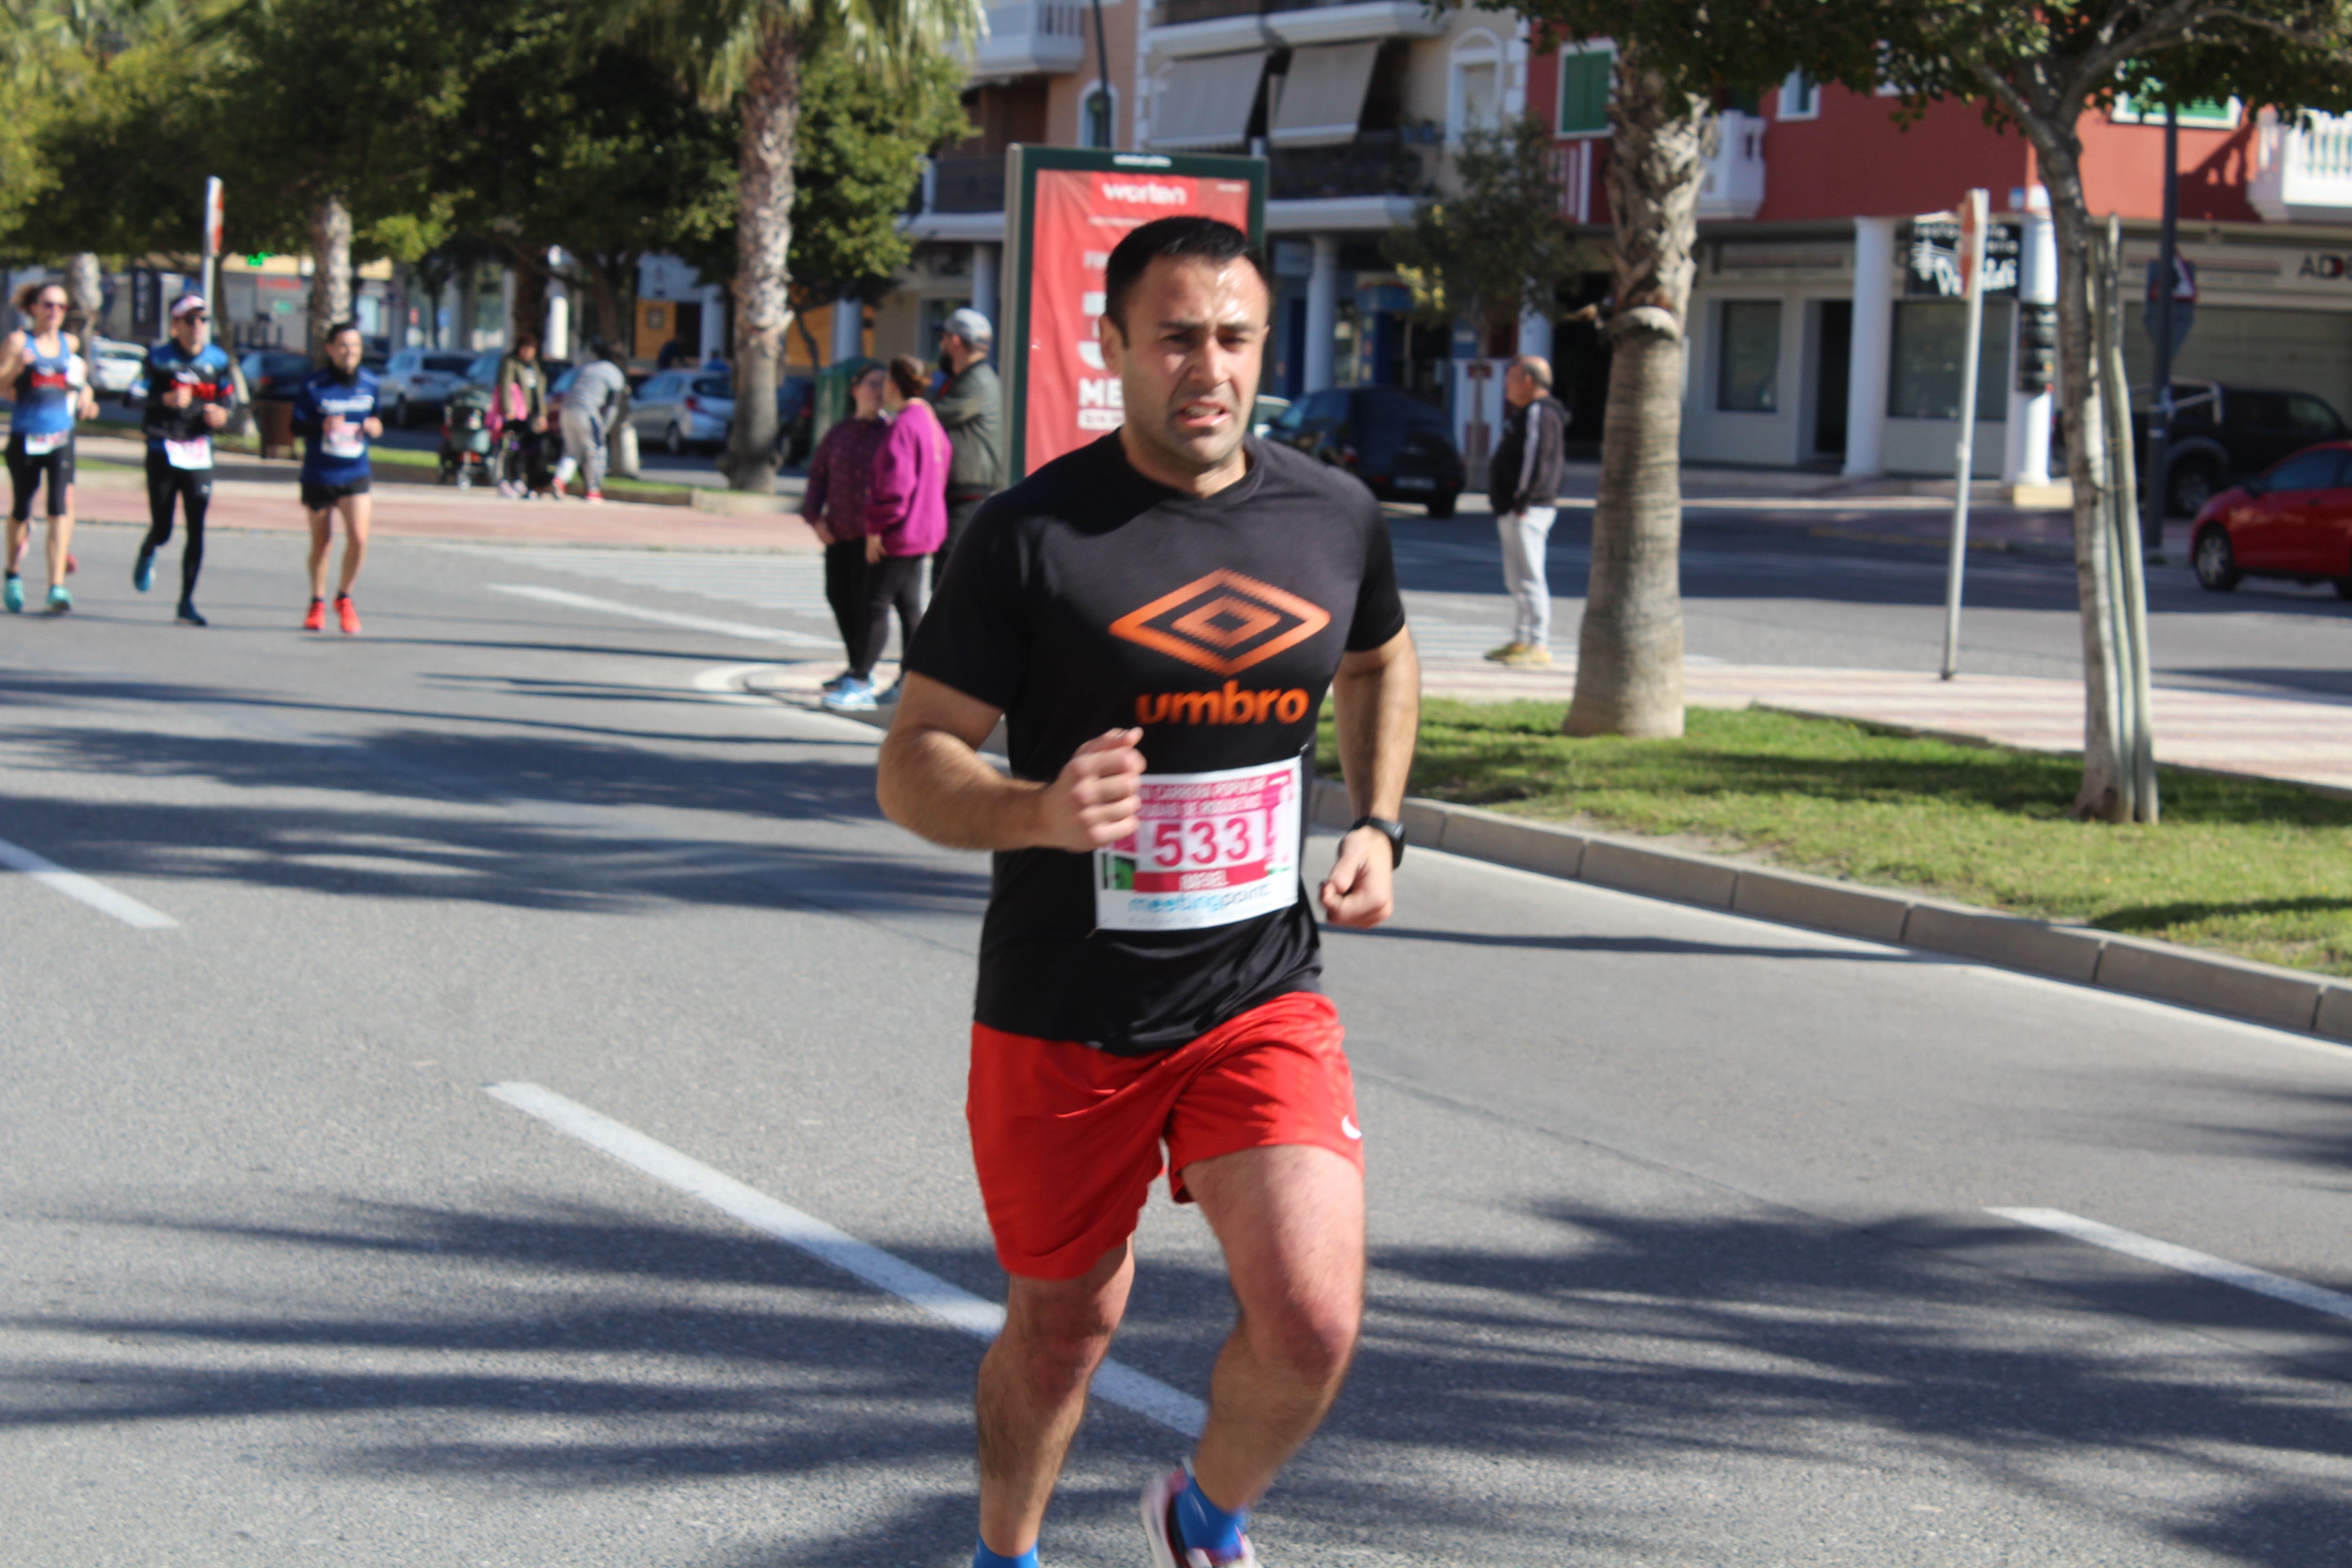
[0,834,178,929]
[487,583,834,649]
[486,1081,1207,1437]
[1990,1207,2352,1324]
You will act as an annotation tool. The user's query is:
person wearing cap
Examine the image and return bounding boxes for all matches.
[133,295,238,625]
[932,306,1002,590]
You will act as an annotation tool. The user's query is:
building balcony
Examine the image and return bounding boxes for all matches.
[928,155,1008,214]
[1149,0,1441,58]
[2251,109,2352,222]
[1268,133,1426,202]
[1695,110,1765,220]
[968,0,1088,76]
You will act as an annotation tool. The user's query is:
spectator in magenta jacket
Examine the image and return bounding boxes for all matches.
[798,359,890,689]
[825,355,949,713]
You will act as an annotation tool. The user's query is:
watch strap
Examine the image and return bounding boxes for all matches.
[1348,815,1406,866]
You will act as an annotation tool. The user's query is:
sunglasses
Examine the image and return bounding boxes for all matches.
[178,312,209,322]
[33,299,66,310]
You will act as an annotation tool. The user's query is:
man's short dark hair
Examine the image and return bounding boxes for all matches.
[1102,216,1270,336]
[327,321,361,342]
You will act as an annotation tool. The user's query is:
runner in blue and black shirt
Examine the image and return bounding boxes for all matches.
[289,322,382,634]
[0,279,97,613]
[135,293,238,625]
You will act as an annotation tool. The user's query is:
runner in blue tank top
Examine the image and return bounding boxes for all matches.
[289,322,382,633]
[0,279,97,613]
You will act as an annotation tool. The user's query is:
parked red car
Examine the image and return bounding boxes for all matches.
[2189,440,2352,598]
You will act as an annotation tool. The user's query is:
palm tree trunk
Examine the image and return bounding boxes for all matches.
[2024,135,2138,821]
[723,20,800,493]
[308,194,353,357]
[1565,44,1701,739]
[63,252,102,342]
[506,244,550,348]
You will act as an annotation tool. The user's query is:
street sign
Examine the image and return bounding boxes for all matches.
[2142,256,2196,356]
[203,177,223,259]
[1001,146,1265,483]
[1906,216,2021,297]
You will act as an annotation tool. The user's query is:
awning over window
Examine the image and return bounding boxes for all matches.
[1268,41,1381,149]
[1149,50,1269,151]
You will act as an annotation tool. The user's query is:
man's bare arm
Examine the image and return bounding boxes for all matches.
[877,672,1145,853]
[1320,626,1419,928]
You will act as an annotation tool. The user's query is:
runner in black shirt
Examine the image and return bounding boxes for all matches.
[879,217,1418,1568]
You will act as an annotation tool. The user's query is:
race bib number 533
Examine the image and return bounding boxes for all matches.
[1094,757,1301,932]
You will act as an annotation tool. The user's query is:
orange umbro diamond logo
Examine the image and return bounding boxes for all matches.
[1108,570,1332,677]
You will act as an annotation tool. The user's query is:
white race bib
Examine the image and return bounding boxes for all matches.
[1094,756,1302,932]
[20,430,64,455]
[164,436,212,470]
[323,427,365,459]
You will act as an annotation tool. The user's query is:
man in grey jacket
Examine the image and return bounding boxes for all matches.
[932,306,1002,589]
[553,342,630,504]
[1484,355,1568,668]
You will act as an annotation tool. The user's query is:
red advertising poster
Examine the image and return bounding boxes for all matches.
[1022,167,1254,475]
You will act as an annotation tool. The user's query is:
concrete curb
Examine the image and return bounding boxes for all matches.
[1309,781,2352,1045]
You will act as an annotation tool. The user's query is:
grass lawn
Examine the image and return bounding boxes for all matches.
[1322,698,2352,977]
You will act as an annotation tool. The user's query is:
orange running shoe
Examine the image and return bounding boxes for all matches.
[301,598,325,631]
[336,595,360,635]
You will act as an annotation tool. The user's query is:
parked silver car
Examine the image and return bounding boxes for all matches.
[88,337,149,396]
[378,348,476,428]
[628,370,734,455]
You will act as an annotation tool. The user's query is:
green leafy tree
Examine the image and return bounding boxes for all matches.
[604,0,983,491]
[1867,5,2352,820]
[199,0,476,351]
[434,7,736,348]
[1384,117,1583,348]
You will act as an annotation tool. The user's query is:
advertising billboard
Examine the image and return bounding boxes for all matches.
[1001,146,1267,483]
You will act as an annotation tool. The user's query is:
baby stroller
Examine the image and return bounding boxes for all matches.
[439,386,496,487]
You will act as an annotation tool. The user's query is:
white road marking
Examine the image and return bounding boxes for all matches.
[488,584,834,649]
[487,1081,1207,1436]
[0,835,178,928]
[1989,1207,2352,1324]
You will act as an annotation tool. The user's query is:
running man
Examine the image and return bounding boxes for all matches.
[289,323,382,633]
[877,216,1419,1568]
[135,293,238,625]
[1,279,99,614]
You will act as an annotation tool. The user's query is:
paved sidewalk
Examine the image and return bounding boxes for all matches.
[1422,650,2352,794]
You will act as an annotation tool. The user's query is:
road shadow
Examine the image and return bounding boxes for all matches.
[10,1194,2352,1563]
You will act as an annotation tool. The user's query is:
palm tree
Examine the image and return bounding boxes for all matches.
[610,0,982,491]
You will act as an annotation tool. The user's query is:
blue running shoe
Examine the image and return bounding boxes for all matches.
[45,585,71,614]
[819,669,856,694]
[134,550,155,593]
[821,675,877,713]
[176,602,208,626]
[3,575,20,613]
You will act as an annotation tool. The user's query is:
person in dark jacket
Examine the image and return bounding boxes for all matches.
[133,293,237,624]
[930,306,1001,591]
[1484,355,1569,668]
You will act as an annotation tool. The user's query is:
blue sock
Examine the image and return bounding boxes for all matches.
[973,1539,1038,1568]
[1175,1474,1249,1556]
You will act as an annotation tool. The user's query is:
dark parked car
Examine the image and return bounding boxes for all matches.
[2138,380,2348,518]
[238,349,313,402]
[1264,386,1464,516]
[2188,439,2352,596]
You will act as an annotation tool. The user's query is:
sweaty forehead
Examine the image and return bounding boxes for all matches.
[1135,256,1269,327]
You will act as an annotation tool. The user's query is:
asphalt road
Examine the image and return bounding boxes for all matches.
[4,521,2352,1566]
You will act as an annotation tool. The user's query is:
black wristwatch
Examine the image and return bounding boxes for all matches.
[1348,815,1407,867]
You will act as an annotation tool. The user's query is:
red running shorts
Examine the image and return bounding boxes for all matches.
[966,990,1363,1281]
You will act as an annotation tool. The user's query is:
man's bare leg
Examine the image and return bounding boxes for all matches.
[1182,1144,1365,1515]
[977,1239,1135,1555]
[334,493,370,596]
[306,508,335,600]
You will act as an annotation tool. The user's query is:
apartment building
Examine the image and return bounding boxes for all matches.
[890,0,1534,414]
[1523,46,2352,479]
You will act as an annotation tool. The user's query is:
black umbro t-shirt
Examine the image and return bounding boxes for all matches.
[905,434,1407,1054]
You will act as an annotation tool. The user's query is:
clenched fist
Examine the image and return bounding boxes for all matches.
[1034,728,1145,852]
